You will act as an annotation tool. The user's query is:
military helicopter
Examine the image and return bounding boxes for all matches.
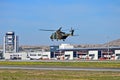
[39,27,75,41]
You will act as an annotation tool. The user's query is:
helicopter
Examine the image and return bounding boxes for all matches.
[39,27,75,41]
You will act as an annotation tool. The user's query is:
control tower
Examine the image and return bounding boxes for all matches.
[3,31,19,54]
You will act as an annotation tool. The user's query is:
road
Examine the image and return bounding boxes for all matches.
[0,66,120,72]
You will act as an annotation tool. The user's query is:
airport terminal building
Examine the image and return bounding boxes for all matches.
[2,31,120,60]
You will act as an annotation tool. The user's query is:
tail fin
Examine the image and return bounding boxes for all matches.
[70,28,74,36]
[58,27,62,31]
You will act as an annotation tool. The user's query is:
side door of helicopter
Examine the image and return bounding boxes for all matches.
[50,32,57,40]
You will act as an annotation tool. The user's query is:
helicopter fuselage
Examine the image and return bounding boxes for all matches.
[50,31,70,41]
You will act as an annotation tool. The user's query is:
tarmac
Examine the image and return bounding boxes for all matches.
[0,66,120,72]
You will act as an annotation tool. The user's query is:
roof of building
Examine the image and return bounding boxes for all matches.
[58,47,120,51]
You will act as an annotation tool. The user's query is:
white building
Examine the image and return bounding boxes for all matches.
[28,51,50,60]
[59,44,74,49]
[59,44,74,60]
[115,50,120,60]
[4,51,51,60]
[4,52,29,60]
[64,51,73,60]
[88,51,98,60]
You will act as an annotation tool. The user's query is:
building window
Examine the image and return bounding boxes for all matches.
[38,54,41,56]
[30,54,36,56]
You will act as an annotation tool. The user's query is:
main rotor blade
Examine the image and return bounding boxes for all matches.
[39,29,55,31]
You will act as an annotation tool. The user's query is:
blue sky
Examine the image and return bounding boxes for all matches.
[0,0,120,45]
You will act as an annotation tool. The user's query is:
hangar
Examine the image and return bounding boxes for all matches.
[50,44,120,60]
